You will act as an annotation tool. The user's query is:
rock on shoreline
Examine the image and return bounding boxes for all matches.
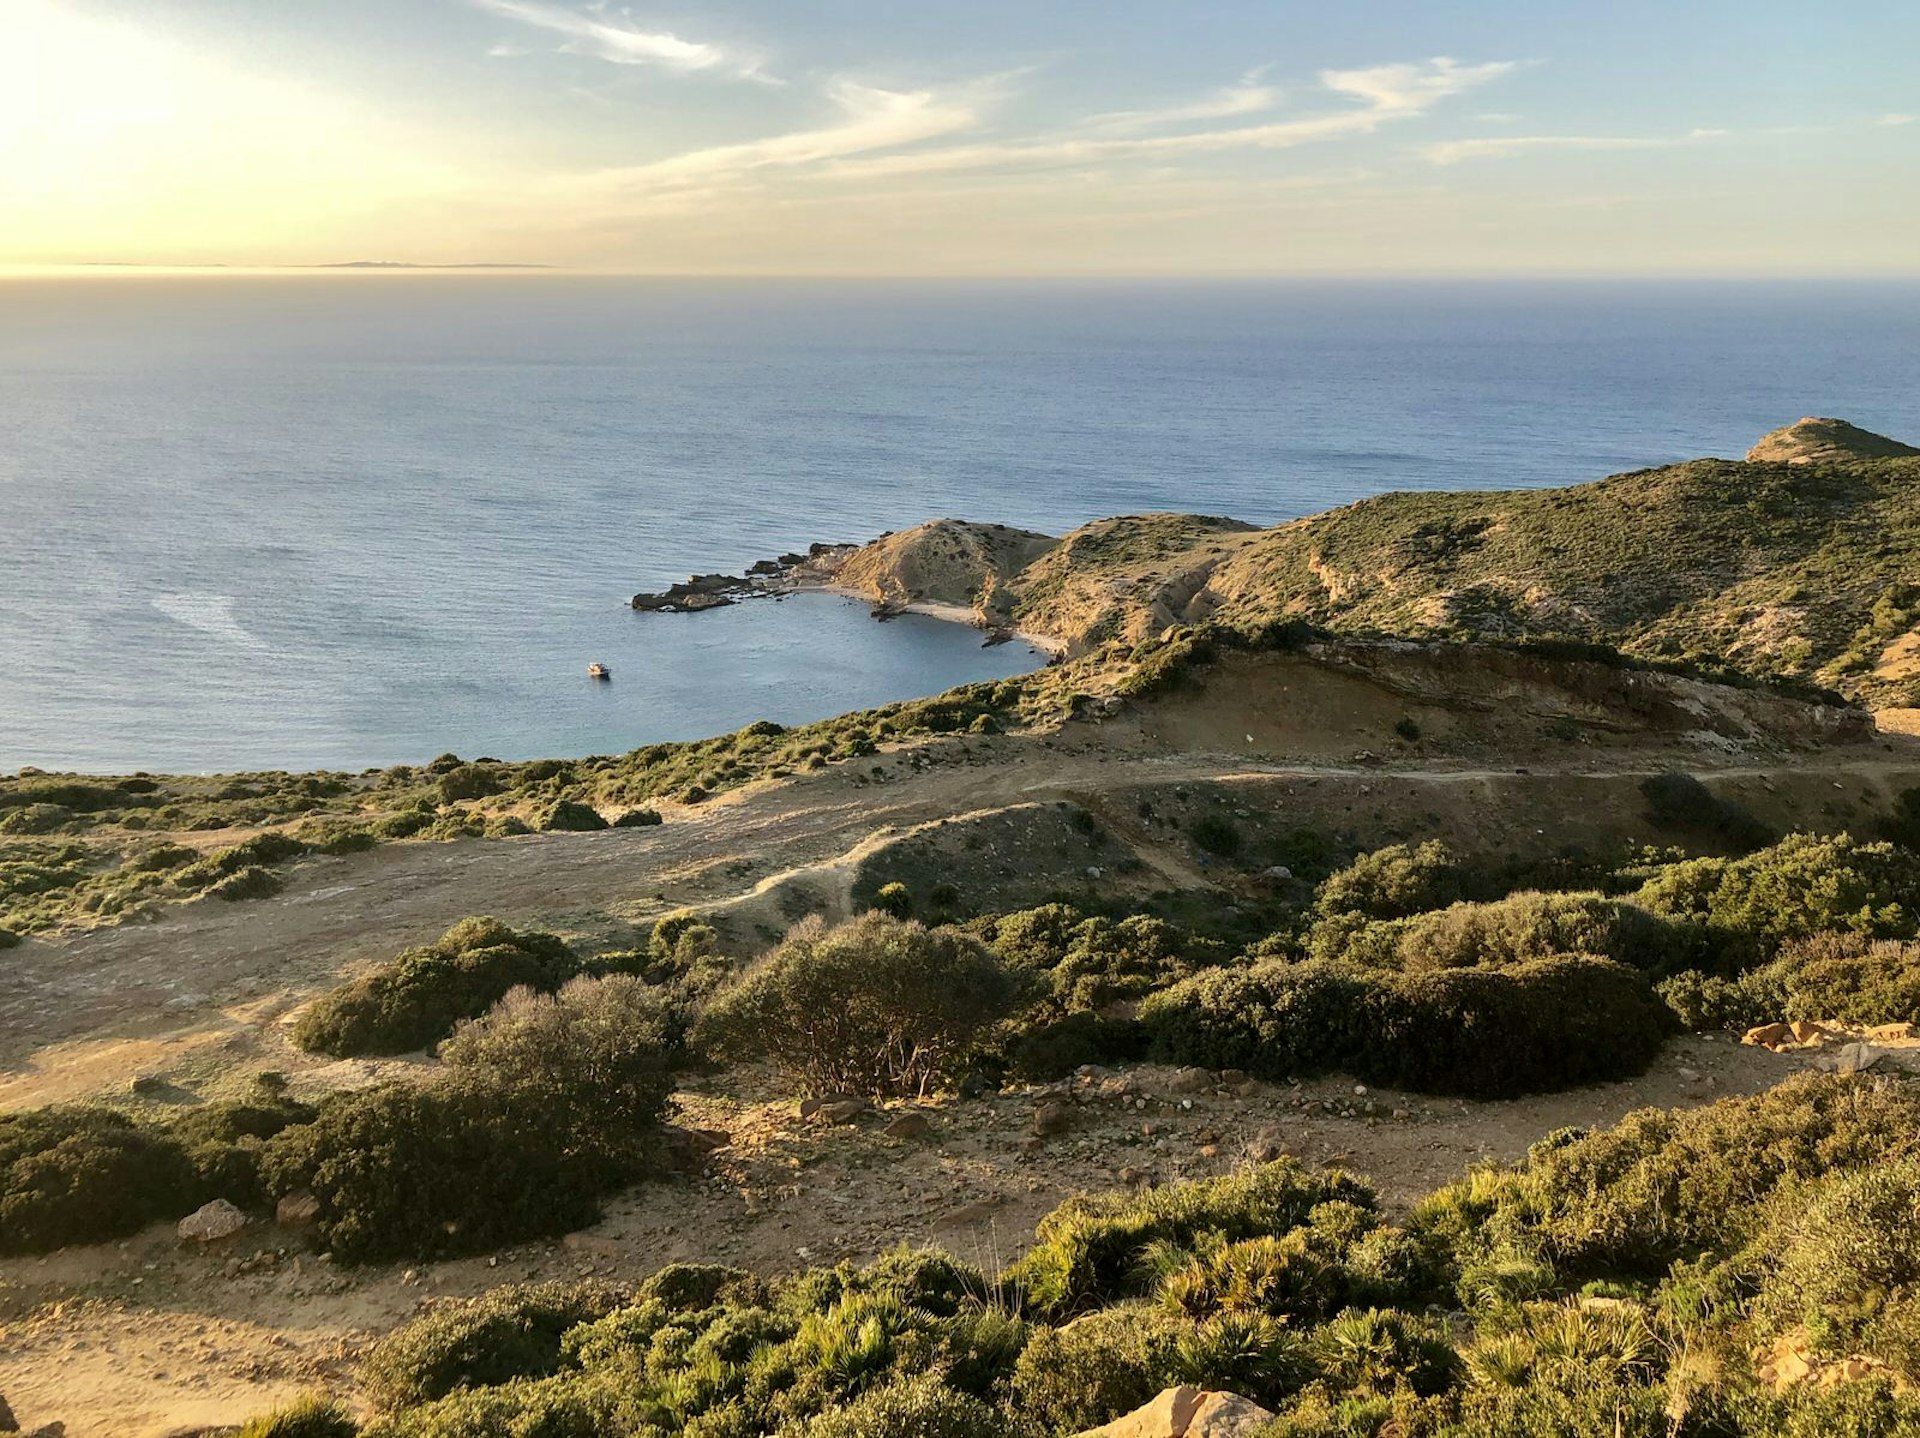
[630,543,857,612]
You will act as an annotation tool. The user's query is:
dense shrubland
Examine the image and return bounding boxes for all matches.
[12,825,1920,1269]
[227,1073,1920,1437]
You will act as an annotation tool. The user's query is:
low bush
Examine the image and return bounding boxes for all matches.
[1414,1073,1920,1282]
[1361,958,1676,1099]
[1772,932,1920,1027]
[292,917,581,1056]
[1143,956,1673,1098]
[0,1094,314,1256]
[1751,1158,1920,1376]
[1640,771,1775,850]
[786,1374,1011,1438]
[1139,961,1372,1077]
[1635,832,1920,968]
[205,864,284,902]
[1394,891,1697,977]
[266,977,677,1263]
[363,1281,628,1407]
[1317,841,1465,921]
[1007,1306,1187,1432]
[696,914,1018,1097]
[1006,1160,1374,1316]
[612,807,663,828]
[236,1394,359,1438]
[0,1106,200,1254]
[540,800,608,833]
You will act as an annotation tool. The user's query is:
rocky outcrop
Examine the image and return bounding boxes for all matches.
[1746,417,1920,465]
[826,519,1058,626]
[1073,1386,1275,1438]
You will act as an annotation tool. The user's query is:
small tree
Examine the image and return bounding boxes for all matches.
[696,914,1018,1096]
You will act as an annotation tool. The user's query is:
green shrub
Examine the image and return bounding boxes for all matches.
[1395,891,1695,977]
[267,978,675,1263]
[1050,915,1222,1012]
[785,1373,1011,1438]
[1189,814,1243,860]
[1007,1160,1373,1316]
[1656,968,1784,1032]
[0,1106,199,1254]
[1007,1307,1186,1433]
[1640,772,1775,850]
[1144,957,1672,1098]
[1751,1159,1920,1373]
[1318,842,1465,921]
[438,974,680,1131]
[0,925,20,950]
[438,765,503,804]
[969,904,1085,970]
[1415,1074,1920,1282]
[1168,1311,1314,1408]
[696,914,1018,1097]
[1772,933,1920,1026]
[1140,960,1372,1078]
[1360,958,1675,1100]
[236,1394,360,1438]
[612,808,663,828]
[364,1282,627,1407]
[870,882,913,919]
[1307,1307,1459,1398]
[292,917,581,1056]
[540,800,608,833]
[205,864,284,902]
[1635,833,1920,968]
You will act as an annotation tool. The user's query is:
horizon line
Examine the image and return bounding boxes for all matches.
[5,264,1920,283]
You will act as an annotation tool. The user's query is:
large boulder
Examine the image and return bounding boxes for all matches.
[1074,1386,1275,1438]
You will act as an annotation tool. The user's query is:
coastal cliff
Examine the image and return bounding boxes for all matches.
[805,419,1920,708]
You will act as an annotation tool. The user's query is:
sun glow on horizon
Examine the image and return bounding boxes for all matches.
[0,0,481,267]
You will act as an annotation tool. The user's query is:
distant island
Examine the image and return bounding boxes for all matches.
[309,260,557,270]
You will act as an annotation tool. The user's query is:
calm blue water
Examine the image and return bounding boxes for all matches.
[2,278,1917,775]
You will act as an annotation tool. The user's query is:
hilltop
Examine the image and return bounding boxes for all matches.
[812,419,1920,709]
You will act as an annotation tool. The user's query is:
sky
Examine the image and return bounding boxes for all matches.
[4,0,1917,275]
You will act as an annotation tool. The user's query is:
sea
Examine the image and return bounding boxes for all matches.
[2,277,1917,776]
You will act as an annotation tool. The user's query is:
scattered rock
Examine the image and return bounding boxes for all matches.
[129,1074,168,1097]
[1869,1022,1917,1043]
[1033,1097,1073,1137]
[1074,1385,1275,1437]
[1118,1167,1152,1189]
[883,1111,932,1141]
[1245,1130,1290,1164]
[1831,1042,1887,1076]
[1218,1069,1251,1089]
[274,1191,321,1229]
[177,1199,249,1244]
[1168,1067,1213,1095]
[1743,1022,1795,1050]
[809,1099,869,1126]
[800,1094,867,1122]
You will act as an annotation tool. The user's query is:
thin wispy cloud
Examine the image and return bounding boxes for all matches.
[825,57,1514,183]
[1881,112,1917,127]
[1080,69,1278,134]
[1421,132,1714,165]
[472,0,766,80]
[563,80,983,199]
